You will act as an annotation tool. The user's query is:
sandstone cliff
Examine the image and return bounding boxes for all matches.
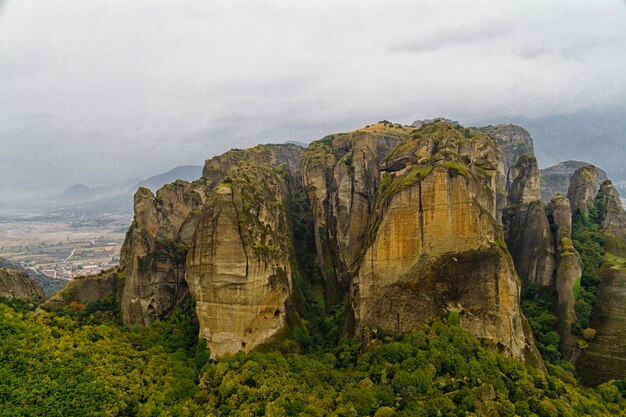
[549,194,581,357]
[347,122,540,364]
[576,180,626,385]
[302,122,407,304]
[186,145,303,357]
[478,124,535,221]
[503,154,555,290]
[597,180,626,257]
[119,181,203,325]
[566,165,599,217]
[576,265,626,386]
[0,268,44,300]
[90,121,547,362]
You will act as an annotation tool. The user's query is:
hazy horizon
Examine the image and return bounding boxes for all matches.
[2,1,626,203]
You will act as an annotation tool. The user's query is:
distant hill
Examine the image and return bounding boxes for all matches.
[539,160,608,203]
[54,165,204,215]
[135,165,203,192]
[60,184,97,203]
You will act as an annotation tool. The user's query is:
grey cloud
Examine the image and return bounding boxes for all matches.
[1,0,625,203]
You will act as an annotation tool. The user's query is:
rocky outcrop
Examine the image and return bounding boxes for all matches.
[119,181,203,325]
[109,122,545,362]
[186,146,302,357]
[42,269,120,309]
[577,265,626,386]
[302,123,407,304]
[348,122,540,364]
[576,183,626,385]
[503,155,555,290]
[0,268,44,300]
[540,161,607,203]
[550,195,581,357]
[597,180,626,257]
[567,165,599,217]
[478,125,535,221]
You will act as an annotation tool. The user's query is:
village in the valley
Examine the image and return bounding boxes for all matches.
[0,213,130,282]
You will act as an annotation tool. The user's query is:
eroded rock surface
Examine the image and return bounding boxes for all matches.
[566,165,599,216]
[503,155,555,290]
[577,266,626,386]
[302,123,407,303]
[550,195,581,357]
[478,124,535,221]
[186,145,302,357]
[119,181,203,325]
[597,180,626,256]
[347,122,540,363]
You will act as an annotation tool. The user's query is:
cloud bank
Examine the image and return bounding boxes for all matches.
[1,0,625,195]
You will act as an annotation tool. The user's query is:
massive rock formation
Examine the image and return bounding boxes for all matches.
[540,160,607,203]
[186,146,302,357]
[567,165,599,217]
[577,181,626,385]
[577,265,626,386]
[119,181,204,325]
[503,155,555,290]
[0,268,44,300]
[302,123,407,303]
[340,122,540,363]
[550,195,581,357]
[596,180,626,257]
[478,124,535,221]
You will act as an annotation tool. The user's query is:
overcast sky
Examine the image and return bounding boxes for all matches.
[1,0,626,198]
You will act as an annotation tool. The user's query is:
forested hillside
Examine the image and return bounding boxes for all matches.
[1,297,625,417]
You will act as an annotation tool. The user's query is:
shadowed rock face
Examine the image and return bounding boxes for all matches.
[503,155,555,290]
[540,160,608,203]
[478,124,535,222]
[186,147,301,357]
[577,266,626,386]
[577,182,626,385]
[302,123,407,303]
[597,180,626,256]
[550,195,581,357]
[566,165,599,216]
[108,122,543,362]
[0,268,44,300]
[347,122,540,364]
[119,181,203,325]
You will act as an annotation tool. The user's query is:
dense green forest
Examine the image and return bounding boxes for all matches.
[2,296,625,417]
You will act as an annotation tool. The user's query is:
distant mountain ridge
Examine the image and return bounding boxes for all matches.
[56,165,203,214]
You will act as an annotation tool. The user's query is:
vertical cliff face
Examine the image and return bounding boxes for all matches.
[577,181,626,385]
[350,122,540,363]
[478,125,535,221]
[577,265,626,386]
[567,165,599,216]
[119,181,204,325]
[112,122,544,363]
[301,123,407,304]
[503,155,555,290]
[550,194,581,357]
[597,180,626,257]
[0,268,45,300]
[186,145,303,357]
